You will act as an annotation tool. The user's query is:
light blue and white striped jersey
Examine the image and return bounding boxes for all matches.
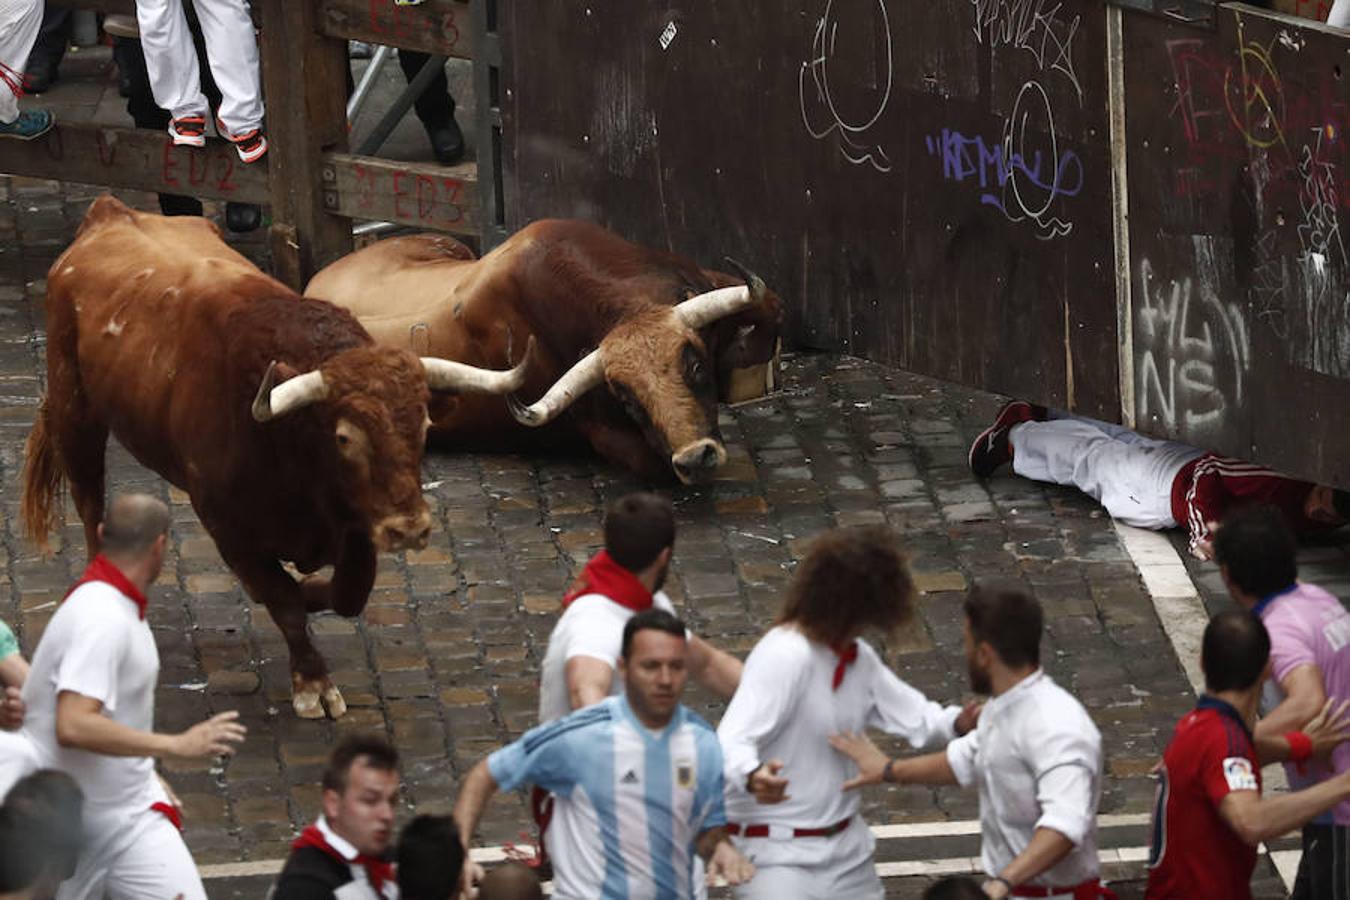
[489,694,727,900]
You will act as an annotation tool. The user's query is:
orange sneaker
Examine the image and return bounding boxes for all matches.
[216,117,268,163]
[168,115,206,148]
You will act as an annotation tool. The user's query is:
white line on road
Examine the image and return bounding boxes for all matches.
[196,814,1155,880]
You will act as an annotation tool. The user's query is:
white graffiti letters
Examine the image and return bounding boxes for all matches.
[970,0,1082,99]
[1136,257,1250,434]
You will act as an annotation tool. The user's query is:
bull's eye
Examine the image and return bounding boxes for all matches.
[336,432,350,447]
[682,343,709,386]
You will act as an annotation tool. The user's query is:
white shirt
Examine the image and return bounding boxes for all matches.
[537,591,677,724]
[21,582,160,836]
[945,669,1102,887]
[717,626,960,868]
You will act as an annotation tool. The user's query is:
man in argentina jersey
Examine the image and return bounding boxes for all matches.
[453,609,755,899]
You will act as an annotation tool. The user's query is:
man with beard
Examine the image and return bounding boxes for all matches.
[832,584,1108,900]
[717,526,979,899]
[453,609,755,899]
[270,736,401,900]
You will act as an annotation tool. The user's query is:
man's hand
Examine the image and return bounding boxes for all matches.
[0,686,24,731]
[1304,697,1350,759]
[706,838,756,886]
[747,759,790,804]
[1192,521,1221,561]
[829,731,889,790]
[458,858,484,899]
[172,711,246,758]
[956,700,983,736]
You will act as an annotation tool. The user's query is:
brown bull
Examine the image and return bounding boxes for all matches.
[22,195,529,718]
[304,219,783,482]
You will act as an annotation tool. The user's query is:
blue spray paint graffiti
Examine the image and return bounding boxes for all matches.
[925,81,1085,239]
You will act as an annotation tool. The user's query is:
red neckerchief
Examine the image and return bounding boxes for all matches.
[832,641,859,690]
[64,554,148,620]
[561,550,653,611]
[293,823,394,894]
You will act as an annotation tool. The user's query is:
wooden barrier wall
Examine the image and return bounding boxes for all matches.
[499,1,1350,487]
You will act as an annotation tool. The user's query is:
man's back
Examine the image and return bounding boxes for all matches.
[1147,702,1260,899]
[537,591,676,723]
[22,582,158,821]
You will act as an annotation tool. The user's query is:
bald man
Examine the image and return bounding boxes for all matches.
[17,493,247,899]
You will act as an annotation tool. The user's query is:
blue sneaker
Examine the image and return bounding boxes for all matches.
[0,109,54,140]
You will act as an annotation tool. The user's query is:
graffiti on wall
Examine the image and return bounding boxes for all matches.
[925,81,1084,239]
[970,0,1084,99]
[798,0,1087,239]
[1136,247,1251,434]
[799,0,895,172]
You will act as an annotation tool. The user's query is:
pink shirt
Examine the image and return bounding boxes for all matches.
[1260,583,1350,825]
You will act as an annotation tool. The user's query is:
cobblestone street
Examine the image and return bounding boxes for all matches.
[0,170,1337,897]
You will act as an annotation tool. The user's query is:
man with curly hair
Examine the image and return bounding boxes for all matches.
[716,525,979,899]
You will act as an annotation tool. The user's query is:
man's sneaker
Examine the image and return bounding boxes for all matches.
[0,109,54,140]
[216,118,268,163]
[168,115,207,147]
[231,129,268,164]
[969,400,1038,478]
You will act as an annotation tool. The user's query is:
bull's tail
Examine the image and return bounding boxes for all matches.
[22,403,64,555]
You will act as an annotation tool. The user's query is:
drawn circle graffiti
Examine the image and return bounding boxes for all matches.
[799,0,894,171]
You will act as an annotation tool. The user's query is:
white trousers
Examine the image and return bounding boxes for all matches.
[135,0,263,133]
[732,852,883,900]
[56,802,206,900]
[1331,0,1350,28]
[1010,414,1203,529]
[0,0,42,123]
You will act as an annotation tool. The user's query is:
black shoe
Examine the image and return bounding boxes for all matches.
[24,61,57,94]
[225,202,262,233]
[427,120,465,166]
[969,401,1036,478]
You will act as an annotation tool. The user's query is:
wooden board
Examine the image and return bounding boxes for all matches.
[318,0,475,59]
[0,122,269,205]
[323,154,478,236]
[502,0,1120,420]
[1120,4,1350,482]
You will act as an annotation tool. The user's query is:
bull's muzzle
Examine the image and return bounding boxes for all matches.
[671,438,728,483]
[373,510,433,552]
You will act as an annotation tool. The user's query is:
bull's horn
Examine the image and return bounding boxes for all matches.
[251,362,329,422]
[507,348,604,427]
[724,257,768,305]
[422,336,535,394]
[672,284,755,330]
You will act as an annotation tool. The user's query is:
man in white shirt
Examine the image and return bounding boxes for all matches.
[538,492,742,724]
[833,584,1107,900]
[18,493,247,900]
[533,493,744,868]
[717,526,980,899]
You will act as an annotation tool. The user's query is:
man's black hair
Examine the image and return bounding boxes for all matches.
[0,769,85,890]
[923,876,988,900]
[397,815,464,900]
[321,734,400,794]
[964,583,1043,668]
[1212,505,1298,599]
[621,608,686,659]
[1201,610,1271,693]
[604,493,675,571]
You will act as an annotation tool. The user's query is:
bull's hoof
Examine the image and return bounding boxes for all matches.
[292,674,346,719]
